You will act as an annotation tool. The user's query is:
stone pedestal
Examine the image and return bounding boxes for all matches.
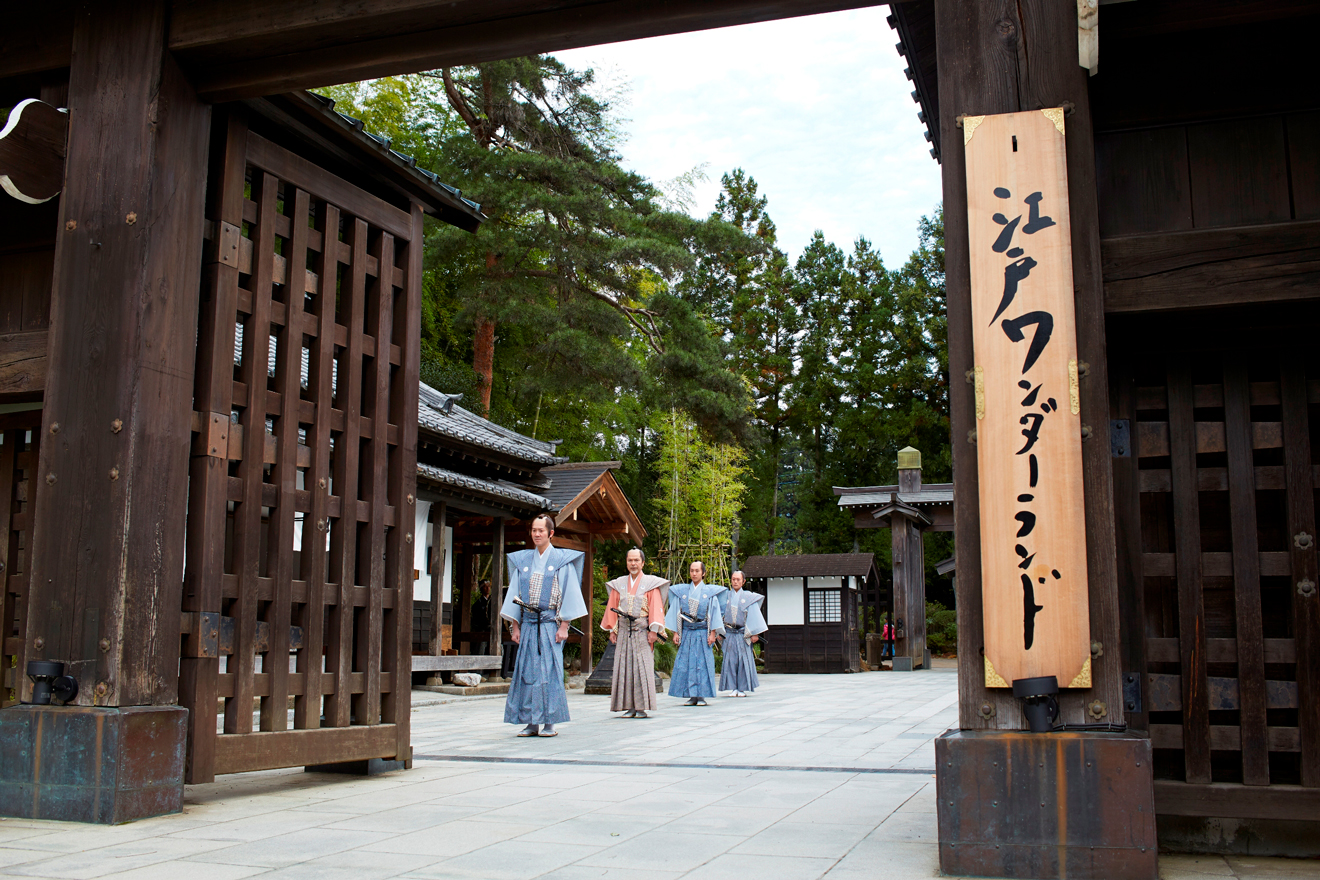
[0,705,187,824]
[936,730,1157,879]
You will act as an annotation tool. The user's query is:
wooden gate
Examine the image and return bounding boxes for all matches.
[1111,322,1318,804]
[180,110,419,783]
[0,413,42,708]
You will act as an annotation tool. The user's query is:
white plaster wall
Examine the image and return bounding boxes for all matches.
[413,501,454,603]
[766,577,804,626]
[806,575,843,592]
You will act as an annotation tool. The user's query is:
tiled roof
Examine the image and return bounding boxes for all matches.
[541,461,618,511]
[417,463,553,511]
[836,489,953,508]
[417,382,564,466]
[741,553,879,579]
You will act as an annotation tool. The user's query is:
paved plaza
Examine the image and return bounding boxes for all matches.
[0,670,1313,879]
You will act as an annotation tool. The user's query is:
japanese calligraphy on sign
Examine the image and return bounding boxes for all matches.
[964,109,1091,690]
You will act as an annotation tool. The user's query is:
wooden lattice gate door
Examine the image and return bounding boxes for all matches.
[180,111,419,783]
[0,414,42,708]
[1112,329,1319,802]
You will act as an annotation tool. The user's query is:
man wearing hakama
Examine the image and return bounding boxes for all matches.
[601,548,669,718]
[665,561,727,706]
[719,570,767,697]
[502,514,587,737]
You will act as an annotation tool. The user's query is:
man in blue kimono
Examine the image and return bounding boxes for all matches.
[719,570,767,697]
[502,513,587,737]
[665,561,726,706]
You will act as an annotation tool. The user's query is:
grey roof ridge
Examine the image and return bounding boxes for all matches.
[417,462,554,510]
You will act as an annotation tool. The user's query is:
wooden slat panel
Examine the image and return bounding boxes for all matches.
[214,724,400,775]
[1224,359,1269,784]
[325,217,369,729]
[246,133,411,239]
[1280,355,1320,787]
[1136,421,1282,457]
[224,170,279,737]
[1141,553,1291,579]
[1168,361,1211,783]
[260,186,310,733]
[180,111,248,782]
[1136,465,1320,494]
[1145,673,1299,712]
[1155,780,1320,821]
[1146,638,1295,665]
[1149,724,1300,753]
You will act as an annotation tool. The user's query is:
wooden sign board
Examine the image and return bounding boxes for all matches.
[964,109,1091,689]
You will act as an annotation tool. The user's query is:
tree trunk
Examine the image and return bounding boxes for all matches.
[473,316,495,415]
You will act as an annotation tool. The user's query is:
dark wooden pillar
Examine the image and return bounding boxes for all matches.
[932,0,1152,876]
[581,540,594,675]
[490,517,504,657]
[428,501,447,656]
[4,0,209,823]
[937,0,1122,734]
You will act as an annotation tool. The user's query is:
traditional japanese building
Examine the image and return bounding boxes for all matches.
[741,553,881,674]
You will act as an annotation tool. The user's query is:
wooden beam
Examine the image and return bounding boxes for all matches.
[1153,780,1320,821]
[0,330,47,396]
[214,724,400,775]
[173,0,884,101]
[1102,220,1320,313]
[24,0,210,707]
[490,516,504,665]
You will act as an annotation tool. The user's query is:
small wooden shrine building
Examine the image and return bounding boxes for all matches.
[741,553,881,674]
[834,446,952,670]
[541,461,646,672]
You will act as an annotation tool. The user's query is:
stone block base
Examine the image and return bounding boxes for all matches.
[0,704,187,824]
[306,755,410,775]
[936,729,1158,879]
[892,656,914,671]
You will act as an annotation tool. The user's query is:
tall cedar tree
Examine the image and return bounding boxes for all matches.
[427,59,750,439]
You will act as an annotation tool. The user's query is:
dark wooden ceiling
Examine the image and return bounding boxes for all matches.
[4,1,885,101]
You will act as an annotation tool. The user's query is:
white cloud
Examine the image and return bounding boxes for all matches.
[555,7,942,269]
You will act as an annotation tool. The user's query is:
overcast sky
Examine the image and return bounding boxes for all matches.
[555,6,943,271]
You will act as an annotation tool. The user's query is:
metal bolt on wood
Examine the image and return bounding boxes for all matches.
[48,423,59,434]
[33,637,43,650]
[45,473,55,485]
[125,212,137,225]
[1294,531,1313,550]
[99,638,110,652]
[109,466,119,481]
[111,419,122,433]
[65,220,76,231]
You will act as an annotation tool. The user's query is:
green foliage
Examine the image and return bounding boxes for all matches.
[321,60,954,619]
[653,640,676,675]
[926,599,958,654]
[653,408,748,585]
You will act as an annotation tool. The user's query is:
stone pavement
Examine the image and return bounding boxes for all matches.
[0,670,1313,879]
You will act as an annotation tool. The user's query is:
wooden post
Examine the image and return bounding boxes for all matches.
[932,0,1152,874]
[25,0,209,708]
[490,517,504,660]
[935,0,1122,731]
[428,501,447,656]
[4,0,206,823]
[457,546,471,655]
[581,540,595,676]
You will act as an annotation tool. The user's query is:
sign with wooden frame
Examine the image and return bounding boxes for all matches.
[964,109,1091,690]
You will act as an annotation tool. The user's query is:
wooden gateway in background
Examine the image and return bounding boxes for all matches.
[0,0,1316,866]
[835,446,952,670]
